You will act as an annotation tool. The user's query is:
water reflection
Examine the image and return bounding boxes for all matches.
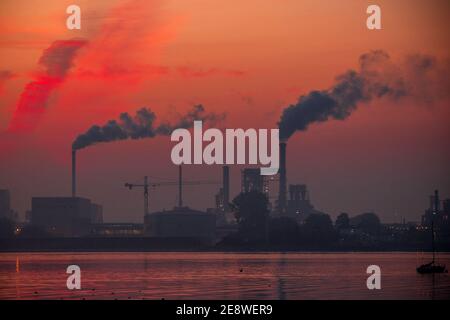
[0,252,448,300]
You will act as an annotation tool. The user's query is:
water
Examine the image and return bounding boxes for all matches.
[0,252,449,300]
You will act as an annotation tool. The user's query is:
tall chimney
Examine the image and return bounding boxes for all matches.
[278,142,287,213]
[223,166,230,212]
[72,149,76,197]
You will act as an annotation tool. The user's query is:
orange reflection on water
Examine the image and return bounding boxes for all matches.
[0,252,449,300]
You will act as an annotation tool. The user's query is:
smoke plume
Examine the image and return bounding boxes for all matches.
[72,104,224,150]
[278,50,449,140]
[8,39,87,132]
[0,70,15,93]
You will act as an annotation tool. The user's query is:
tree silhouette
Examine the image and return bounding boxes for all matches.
[301,213,337,246]
[351,212,381,235]
[335,212,350,231]
[231,191,269,243]
[269,216,300,246]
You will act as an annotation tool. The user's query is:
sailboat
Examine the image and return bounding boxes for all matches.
[417,190,447,274]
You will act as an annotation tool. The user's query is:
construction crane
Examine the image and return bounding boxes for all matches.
[125,176,150,216]
[124,165,220,216]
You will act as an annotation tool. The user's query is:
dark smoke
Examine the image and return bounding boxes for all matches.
[39,39,88,78]
[0,70,15,92]
[278,50,449,140]
[72,104,224,150]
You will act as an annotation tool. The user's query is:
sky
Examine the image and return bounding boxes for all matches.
[0,0,449,223]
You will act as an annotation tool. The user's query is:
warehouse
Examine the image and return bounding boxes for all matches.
[31,197,103,237]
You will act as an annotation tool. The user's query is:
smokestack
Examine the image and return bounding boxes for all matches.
[278,142,287,213]
[223,166,230,212]
[71,150,76,197]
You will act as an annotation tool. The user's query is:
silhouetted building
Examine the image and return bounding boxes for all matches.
[421,190,449,230]
[285,184,321,223]
[0,189,11,219]
[443,199,450,223]
[144,206,215,243]
[207,165,235,227]
[31,197,103,237]
[0,189,18,221]
[215,187,225,212]
[210,188,235,226]
[241,168,268,194]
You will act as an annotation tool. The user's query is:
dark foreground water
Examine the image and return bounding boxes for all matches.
[0,252,449,300]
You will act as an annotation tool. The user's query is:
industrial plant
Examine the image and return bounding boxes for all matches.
[0,141,325,242]
[1,140,448,253]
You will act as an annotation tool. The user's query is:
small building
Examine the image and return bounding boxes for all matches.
[144,206,215,243]
[31,197,103,237]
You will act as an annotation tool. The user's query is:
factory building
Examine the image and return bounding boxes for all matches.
[210,187,234,226]
[274,142,325,221]
[286,184,314,221]
[421,190,449,230]
[31,197,103,237]
[284,184,325,223]
[142,165,217,243]
[241,168,269,194]
[144,206,215,243]
[208,166,235,226]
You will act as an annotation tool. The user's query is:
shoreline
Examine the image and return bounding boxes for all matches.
[1,236,448,253]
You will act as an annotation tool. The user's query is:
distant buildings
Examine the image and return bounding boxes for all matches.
[31,197,103,237]
[209,188,235,226]
[285,184,314,222]
[0,189,18,221]
[281,184,325,223]
[0,189,11,219]
[144,206,216,243]
[421,190,449,230]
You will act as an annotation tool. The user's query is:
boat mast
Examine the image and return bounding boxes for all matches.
[431,215,435,263]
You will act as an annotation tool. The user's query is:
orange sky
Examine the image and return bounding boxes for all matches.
[0,0,449,222]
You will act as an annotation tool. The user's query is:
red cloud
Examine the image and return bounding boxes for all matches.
[7,39,87,132]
